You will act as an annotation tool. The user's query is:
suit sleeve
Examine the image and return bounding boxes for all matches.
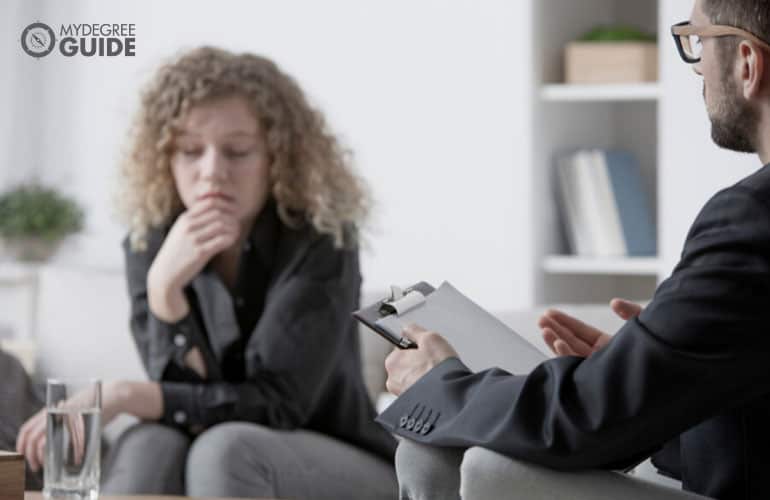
[377,186,770,470]
[159,236,361,430]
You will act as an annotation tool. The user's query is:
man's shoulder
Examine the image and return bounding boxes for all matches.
[731,163,770,201]
[697,164,770,216]
[686,166,770,244]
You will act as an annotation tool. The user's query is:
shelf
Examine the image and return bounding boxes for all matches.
[0,262,39,284]
[540,83,661,102]
[542,256,661,276]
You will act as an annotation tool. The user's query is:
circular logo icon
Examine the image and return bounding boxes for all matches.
[21,22,56,58]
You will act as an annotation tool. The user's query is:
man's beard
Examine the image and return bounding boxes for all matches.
[707,78,758,154]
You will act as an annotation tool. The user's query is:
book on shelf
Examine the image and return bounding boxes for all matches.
[555,149,656,258]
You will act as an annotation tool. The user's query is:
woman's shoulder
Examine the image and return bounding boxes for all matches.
[121,225,168,269]
[276,222,360,283]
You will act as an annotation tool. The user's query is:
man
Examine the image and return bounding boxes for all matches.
[378,1,770,499]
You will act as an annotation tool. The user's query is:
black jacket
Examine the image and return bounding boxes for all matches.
[378,165,770,499]
[124,206,396,460]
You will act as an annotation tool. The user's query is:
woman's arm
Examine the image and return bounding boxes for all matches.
[158,236,361,430]
[123,197,240,381]
[105,381,164,422]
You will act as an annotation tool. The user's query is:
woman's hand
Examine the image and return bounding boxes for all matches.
[16,381,163,472]
[538,298,643,358]
[147,197,240,322]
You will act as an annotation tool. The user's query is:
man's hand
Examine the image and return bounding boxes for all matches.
[147,197,240,322]
[538,298,643,357]
[384,324,459,396]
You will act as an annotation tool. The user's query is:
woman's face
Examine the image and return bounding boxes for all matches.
[170,95,271,229]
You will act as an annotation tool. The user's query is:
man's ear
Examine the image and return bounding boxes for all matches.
[739,40,766,99]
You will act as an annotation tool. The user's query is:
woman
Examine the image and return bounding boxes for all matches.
[17,46,397,499]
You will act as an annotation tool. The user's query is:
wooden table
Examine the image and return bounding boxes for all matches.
[26,493,279,500]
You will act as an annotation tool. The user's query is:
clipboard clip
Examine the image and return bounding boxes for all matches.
[379,285,427,316]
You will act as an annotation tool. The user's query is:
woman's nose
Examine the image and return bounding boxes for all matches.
[199,149,228,181]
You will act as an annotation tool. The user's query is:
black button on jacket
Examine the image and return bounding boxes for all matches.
[378,165,770,499]
[123,205,396,461]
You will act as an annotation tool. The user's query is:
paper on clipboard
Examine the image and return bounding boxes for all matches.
[364,281,547,373]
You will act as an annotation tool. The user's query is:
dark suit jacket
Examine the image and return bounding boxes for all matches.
[124,206,396,460]
[378,165,770,499]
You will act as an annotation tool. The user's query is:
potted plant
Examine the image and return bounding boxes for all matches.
[565,25,658,84]
[0,184,84,262]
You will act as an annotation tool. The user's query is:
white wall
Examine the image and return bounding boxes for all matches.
[2,0,532,313]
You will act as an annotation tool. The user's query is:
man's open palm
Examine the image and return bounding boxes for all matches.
[538,299,643,358]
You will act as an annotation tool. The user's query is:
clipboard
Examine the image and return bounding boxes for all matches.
[354,281,548,374]
[353,281,435,349]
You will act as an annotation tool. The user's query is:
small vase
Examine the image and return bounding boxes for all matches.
[1,237,61,262]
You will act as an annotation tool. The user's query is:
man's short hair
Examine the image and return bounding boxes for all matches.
[704,0,770,43]
[703,0,770,66]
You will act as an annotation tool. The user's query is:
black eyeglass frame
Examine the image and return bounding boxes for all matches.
[671,20,770,63]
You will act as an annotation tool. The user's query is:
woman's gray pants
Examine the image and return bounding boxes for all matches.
[102,421,397,500]
[395,440,710,500]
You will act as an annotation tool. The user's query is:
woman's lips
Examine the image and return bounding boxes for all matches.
[198,192,235,202]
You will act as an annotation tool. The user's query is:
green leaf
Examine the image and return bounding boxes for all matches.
[579,25,657,43]
[0,183,84,242]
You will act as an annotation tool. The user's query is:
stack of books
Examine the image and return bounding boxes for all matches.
[0,451,24,500]
[556,149,656,257]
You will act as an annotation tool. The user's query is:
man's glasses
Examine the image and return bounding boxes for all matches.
[671,20,770,63]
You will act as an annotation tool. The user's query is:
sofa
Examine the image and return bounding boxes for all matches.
[5,265,679,491]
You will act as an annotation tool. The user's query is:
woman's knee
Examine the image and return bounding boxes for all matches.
[187,422,271,467]
[115,422,188,450]
[186,422,278,496]
[102,422,190,495]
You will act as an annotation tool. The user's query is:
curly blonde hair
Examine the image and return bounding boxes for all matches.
[118,46,370,250]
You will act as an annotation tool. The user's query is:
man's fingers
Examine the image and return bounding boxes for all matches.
[541,328,559,355]
[539,315,593,356]
[384,348,406,396]
[541,309,605,345]
[554,339,577,356]
[610,298,643,320]
[401,323,430,342]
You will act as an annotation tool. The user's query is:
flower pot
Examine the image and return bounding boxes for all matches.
[565,41,658,84]
[1,237,61,262]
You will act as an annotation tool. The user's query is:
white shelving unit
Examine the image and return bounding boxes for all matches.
[542,256,661,276]
[540,83,661,102]
[532,0,661,305]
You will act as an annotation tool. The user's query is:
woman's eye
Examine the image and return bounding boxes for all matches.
[224,148,253,158]
[178,147,202,157]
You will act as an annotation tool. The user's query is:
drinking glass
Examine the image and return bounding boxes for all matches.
[44,379,101,500]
